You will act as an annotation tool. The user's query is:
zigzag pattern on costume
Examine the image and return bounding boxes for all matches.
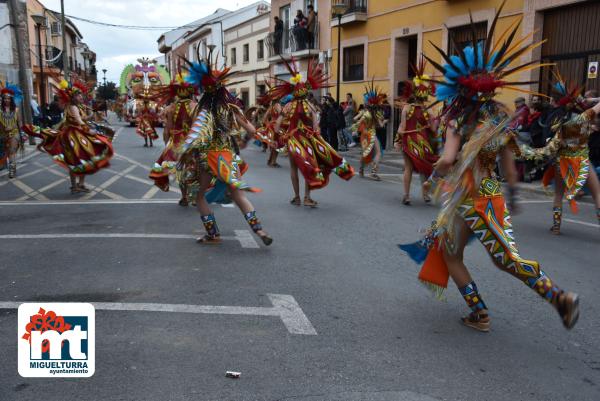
[184,108,212,151]
[457,179,540,281]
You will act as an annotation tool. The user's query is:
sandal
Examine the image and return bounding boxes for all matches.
[272,163,282,168]
[304,197,318,208]
[77,184,91,193]
[290,196,301,206]
[359,168,365,178]
[549,223,561,235]
[196,235,222,244]
[556,292,580,330]
[423,194,432,203]
[461,311,490,333]
[70,186,81,195]
[178,198,189,207]
[257,231,273,246]
[402,195,411,206]
[370,173,381,181]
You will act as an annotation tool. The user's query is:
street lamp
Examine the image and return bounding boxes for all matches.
[331,0,349,103]
[102,69,107,85]
[31,14,47,109]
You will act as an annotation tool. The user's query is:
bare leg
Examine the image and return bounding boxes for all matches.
[69,172,77,192]
[402,153,413,204]
[7,136,18,178]
[195,171,220,243]
[551,164,565,234]
[289,153,300,203]
[586,167,600,209]
[229,186,272,245]
[370,140,382,181]
[443,220,474,288]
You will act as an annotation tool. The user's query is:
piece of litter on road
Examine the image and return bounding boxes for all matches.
[225,371,241,379]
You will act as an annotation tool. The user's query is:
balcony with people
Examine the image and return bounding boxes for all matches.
[331,0,368,27]
[266,17,320,60]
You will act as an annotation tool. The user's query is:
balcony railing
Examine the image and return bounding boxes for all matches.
[347,0,367,13]
[266,22,320,58]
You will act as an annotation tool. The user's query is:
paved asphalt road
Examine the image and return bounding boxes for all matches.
[0,120,599,401]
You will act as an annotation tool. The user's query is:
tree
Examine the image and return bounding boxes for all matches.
[96,81,118,101]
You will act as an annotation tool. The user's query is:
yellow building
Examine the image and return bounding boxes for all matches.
[330,0,600,147]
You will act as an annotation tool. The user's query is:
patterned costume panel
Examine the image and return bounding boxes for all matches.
[136,107,159,140]
[400,104,438,176]
[150,99,194,190]
[23,108,113,175]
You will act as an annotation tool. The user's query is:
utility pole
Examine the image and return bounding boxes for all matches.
[8,0,34,144]
[60,0,68,82]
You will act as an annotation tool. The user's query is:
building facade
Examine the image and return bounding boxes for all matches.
[224,9,270,108]
[330,0,600,147]
[267,0,331,96]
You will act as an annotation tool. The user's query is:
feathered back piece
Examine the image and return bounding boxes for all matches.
[256,81,276,106]
[551,69,585,111]
[0,81,23,104]
[150,71,197,105]
[424,0,550,121]
[362,79,385,107]
[182,47,240,110]
[55,78,89,106]
[403,56,435,102]
[268,57,329,103]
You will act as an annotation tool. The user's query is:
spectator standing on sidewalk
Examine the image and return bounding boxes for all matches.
[343,93,357,148]
[376,94,391,150]
[326,97,340,151]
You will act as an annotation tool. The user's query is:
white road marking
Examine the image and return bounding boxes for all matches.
[0,166,46,187]
[234,229,260,248]
[0,293,317,335]
[0,230,261,248]
[563,218,600,228]
[0,199,180,205]
[221,203,235,208]
[80,164,137,200]
[114,153,151,170]
[142,185,160,199]
[9,179,49,201]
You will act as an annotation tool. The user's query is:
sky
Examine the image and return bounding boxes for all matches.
[39,0,267,83]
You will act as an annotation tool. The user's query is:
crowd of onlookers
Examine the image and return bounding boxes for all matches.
[272,6,318,54]
[316,92,391,152]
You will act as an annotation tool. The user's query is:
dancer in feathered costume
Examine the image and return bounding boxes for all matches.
[399,2,580,332]
[272,58,354,207]
[0,81,23,178]
[526,74,600,234]
[394,59,439,205]
[23,79,113,193]
[177,51,272,245]
[352,82,385,181]
[149,73,198,205]
[254,87,284,168]
[134,87,159,147]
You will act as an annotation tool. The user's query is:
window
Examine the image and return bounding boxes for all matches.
[343,45,364,81]
[231,48,237,65]
[257,84,266,96]
[50,21,62,36]
[448,22,487,56]
[241,89,250,109]
[257,40,264,60]
[243,44,249,63]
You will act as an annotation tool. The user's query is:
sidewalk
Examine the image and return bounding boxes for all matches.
[341,146,553,197]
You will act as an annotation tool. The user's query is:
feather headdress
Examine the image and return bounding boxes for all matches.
[55,78,89,106]
[150,71,197,105]
[403,57,435,102]
[182,47,241,111]
[424,0,550,121]
[362,79,385,107]
[268,57,329,102]
[0,81,23,104]
[550,69,585,111]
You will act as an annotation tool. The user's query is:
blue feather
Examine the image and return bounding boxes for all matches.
[4,82,23,104]
[554,82,567,95]
[280,94,293,105]
[435,84,456,101]
[464,46,475,70]
[398,242,429,264]
[486,51,499,71]
[477,42,484,70]
[450,55,468,75]
[185,61,209,89]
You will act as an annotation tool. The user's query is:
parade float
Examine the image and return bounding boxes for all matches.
[118,57,170,126]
